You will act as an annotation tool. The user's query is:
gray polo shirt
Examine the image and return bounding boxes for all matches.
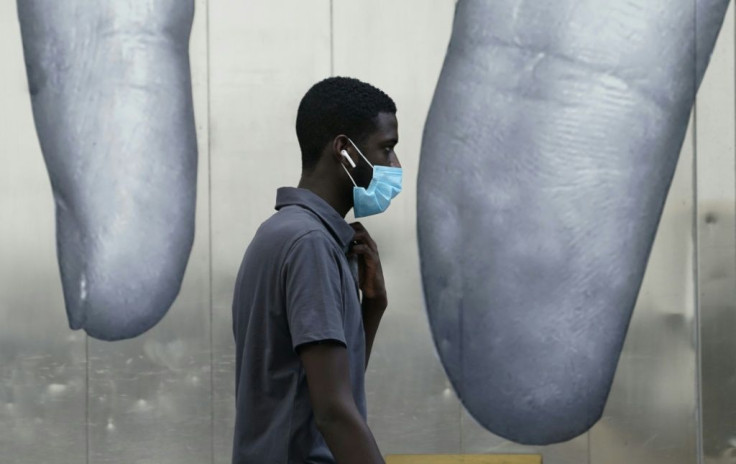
[231,187,366,464]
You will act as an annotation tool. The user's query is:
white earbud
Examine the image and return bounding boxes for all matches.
[340,149,356,168]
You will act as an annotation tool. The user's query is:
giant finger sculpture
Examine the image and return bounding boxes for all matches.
[17,0,198,341]
[418,0,731,444]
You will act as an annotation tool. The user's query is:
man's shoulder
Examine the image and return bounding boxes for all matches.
[259,205,321,236]
[252,206,333,253]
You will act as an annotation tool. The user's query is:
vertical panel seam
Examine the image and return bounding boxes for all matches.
[85,338,90,464]
[459,298,464,453]
[206,0,215,462]
[694,102,704,464]
[693,1,704,462]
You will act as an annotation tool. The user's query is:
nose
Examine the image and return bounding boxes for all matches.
[390,152,402,168]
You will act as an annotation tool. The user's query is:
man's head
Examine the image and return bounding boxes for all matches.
[296,77,400,189]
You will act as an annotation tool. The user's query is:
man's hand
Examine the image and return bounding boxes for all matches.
[348,222,388,368]
[347,222,388,306]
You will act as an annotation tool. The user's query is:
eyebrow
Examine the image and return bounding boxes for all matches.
[383,138,399,145]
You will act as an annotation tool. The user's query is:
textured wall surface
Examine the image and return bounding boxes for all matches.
[697,4,736,462]
[0,1,734,463]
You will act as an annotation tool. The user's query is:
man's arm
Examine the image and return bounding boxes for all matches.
[298,341,385,464]
[361,296,387,368]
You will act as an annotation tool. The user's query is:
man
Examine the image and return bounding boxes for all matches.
[231,76,402,464]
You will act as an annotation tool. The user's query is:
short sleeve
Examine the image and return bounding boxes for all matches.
[283,231,346,352]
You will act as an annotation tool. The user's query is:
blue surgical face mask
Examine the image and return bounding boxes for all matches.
[341,138,402,218]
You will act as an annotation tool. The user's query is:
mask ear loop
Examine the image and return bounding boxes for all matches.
[340,162,358,187]
[347,137,374,168]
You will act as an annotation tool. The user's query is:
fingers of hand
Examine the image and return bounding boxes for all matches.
[351,231,377,253]
[350,222,376,245]
[348,243,375,260]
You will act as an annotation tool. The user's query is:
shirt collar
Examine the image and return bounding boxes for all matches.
[275,187,355,252]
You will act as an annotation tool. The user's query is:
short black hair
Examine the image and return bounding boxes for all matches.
[296,76,396,172]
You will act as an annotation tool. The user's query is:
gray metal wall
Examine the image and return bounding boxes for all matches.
[0,1,734,463]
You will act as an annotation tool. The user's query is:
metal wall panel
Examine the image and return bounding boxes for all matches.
[208,1,332,462]
[332,0,463,455]
[696,3,736,463]
[86,2,212,463]
[0,3,87,464]
[3,2,736,462]
[589,116,698,464]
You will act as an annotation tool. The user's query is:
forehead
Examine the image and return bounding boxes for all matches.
[367,112,398,142]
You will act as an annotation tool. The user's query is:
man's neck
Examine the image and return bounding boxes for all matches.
[297,175,352,218]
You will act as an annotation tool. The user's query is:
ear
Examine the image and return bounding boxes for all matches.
[332,135,355,166]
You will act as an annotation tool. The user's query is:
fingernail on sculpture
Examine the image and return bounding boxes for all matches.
[17,0,198,341]
[418,0,730,444]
